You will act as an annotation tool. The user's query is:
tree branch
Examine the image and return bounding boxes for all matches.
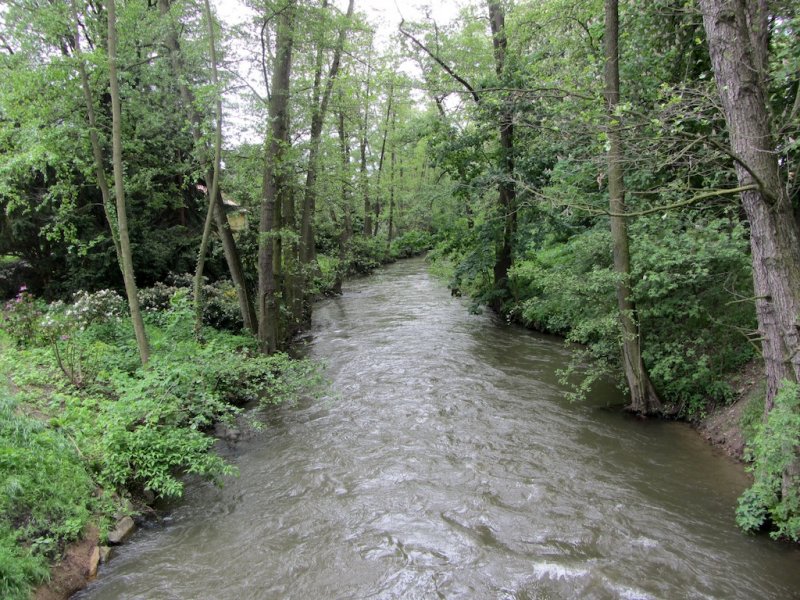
[398,19,481,105]
[607,184,758,217]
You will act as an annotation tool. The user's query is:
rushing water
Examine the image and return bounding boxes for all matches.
[77,257,800,599]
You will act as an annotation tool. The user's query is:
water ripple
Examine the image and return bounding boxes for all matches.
[78,258,800,600]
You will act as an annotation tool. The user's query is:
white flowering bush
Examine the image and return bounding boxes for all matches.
[38,290,125,387]
[69,289,126,328]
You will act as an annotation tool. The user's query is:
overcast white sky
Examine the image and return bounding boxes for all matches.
[212,0,463,39]
[211,0,464,144]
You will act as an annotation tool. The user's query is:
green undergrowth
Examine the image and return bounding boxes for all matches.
[0,287,322,598]
[429,214,756,418]
[313,230,435,296]
[737,381,800,541]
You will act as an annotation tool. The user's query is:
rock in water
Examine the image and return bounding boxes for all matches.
[88,546,100,578]
[107,516,136,545]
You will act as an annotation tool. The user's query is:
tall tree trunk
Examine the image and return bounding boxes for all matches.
[258,0,295,354]
[158,0,257,333]
[487,0,516,306]
[373,79,394,238]
[69,0,123,270]
[699,0,800,502]
[334,107,352,294]
[296,0,354,324]
[387,107,397,245]
[192,0,223,336]
[699,0,800,405]
[604,0,661,414]
[360,49,373,237]
[107,0,149,366]
[300,0,353,265]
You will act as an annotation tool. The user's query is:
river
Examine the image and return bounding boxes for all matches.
[77,257,800,599]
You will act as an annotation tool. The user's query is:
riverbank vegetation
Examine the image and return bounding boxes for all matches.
[1,0,799,592]
[0,284,322,598]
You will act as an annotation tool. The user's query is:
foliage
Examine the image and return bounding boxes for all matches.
[736,381,800,541]
[0,286,44,347]
[390,230,434,258]
[0,282,325,596]
[312,254,340,296]
[0,0,797,550]
[344,235,393,274]
[0,393,93,598]
[139,276,243,331]
[0,522,50,600]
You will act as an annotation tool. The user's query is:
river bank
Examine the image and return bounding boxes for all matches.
[695,359,765,463]
[17,258,790,600]
[75,258,800,599]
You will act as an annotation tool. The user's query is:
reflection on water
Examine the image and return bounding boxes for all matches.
[78,257,800,600]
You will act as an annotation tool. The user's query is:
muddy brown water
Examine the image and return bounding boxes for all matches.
[76,257,800,599]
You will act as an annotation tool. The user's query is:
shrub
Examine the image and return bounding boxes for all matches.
[311,254,340,296]
[346,235,392,274]
[390,230,434,258]
[736,381,800,541]
[0,523,49,600]
[139,277,242,331]
[503,215,754,416]
[0,286,44,347]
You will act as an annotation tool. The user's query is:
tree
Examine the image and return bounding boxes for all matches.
[294,0,354,323]
[107,0,149,365]
[699,0,800,533]
[192,0,226,336]
[258,0,296,354]
[359,43,374,237]
[486,0,516,305]
[698,0,800,406]
[603,0,661,414]
[399,0,517,306]
[158,0,257,334]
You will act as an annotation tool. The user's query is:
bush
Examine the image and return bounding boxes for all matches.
[0,271,325,597]
[390,230,434,258]
[311,254,340,296]
[0,522,50,600]
[139,276,243,331]
[736,381,800,541]
[345,235,392,274]
[502,215,754,416]
[1,286,44,347]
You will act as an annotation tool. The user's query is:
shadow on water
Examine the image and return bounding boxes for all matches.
[77,257,800,600]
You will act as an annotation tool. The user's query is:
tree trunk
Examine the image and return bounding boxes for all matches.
[333,108,353,294]
[192,0,223,337]
[387,107,397,245]
[158,0,257,333]
[373,79,394,238]
[295,0,354,324]
[487,0,516,306]
[699,0,800,406]
[258,0,295,354]
[360,50,373,237]
[300,0,353,266]
[604,0,661,414]
[69,0,123,271]
[107,0,149,366]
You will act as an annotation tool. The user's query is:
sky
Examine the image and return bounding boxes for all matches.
[212,0,463,39]
[211,0,464,144]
